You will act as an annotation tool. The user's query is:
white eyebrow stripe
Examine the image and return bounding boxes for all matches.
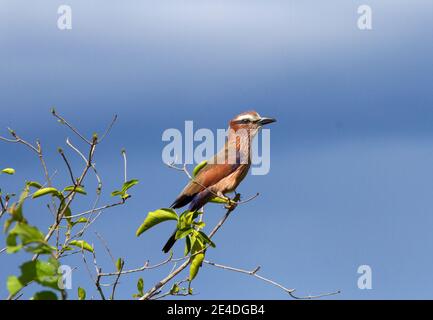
[234,113,260,121]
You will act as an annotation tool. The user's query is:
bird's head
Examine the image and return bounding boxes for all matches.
[229,111,276,135]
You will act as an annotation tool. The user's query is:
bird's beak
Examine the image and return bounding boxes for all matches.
[258,117,276,125]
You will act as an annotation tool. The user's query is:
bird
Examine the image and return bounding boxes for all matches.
[162,111,276,253]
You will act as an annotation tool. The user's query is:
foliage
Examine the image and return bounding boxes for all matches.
[136,161,218,289]
[0,110,317,301]
[0,110,138,300]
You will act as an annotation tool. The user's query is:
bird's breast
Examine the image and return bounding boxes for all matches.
[211,164,250,194]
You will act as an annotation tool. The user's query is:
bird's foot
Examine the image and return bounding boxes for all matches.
[224,201,237,210]
[223,192,241,210]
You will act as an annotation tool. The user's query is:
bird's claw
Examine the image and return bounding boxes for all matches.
[223,193,241,210]
[224,200,237,210]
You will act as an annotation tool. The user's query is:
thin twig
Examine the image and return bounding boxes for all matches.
[110,260,124,300]
[62,201,124,219]
[95,232,116,265]
[52,109,92,145]
[99,252,175,277]
[99,115,118,143]
[91,250,106,300]
[203,260,340,299]
[66,138,87,163]
[122,149,127,183]
[58,148,75,185]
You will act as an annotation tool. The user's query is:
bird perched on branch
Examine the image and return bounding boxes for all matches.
[162,111,276,253]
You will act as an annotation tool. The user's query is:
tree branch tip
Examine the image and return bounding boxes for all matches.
[92,133,98,143]
[251,266,261,274]
[7,127,16,137]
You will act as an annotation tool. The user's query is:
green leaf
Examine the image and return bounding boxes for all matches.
[10,223,45,242]
[136,208,178,236]
[137,278,144,296]
[34,259,61,289]
[70,217,88,227]
[75,217,89,224]
[209,196,229,204]
[111,179,139,198]
[32,187,61,199]
[78,287,86,300]
[197,231,216,248]
[26,181,42,189]
[25,243,57,255]
[1,168,15,175]
[32,291,58,300]
[63,185,87,195]
[69,240,94,253]
[189,253,205,281]
[184,235,192,256]
[193,221,206,229]
[18,258,61,292]
[177,210,194,230]
[4,185,29,232]
[170,283,180,295]
[122,179,139,192]
[192,161,207,177]
[190,233,204,254]
[7,276,22,296]
[5,233,22,253]
[116,258,123,272]
[111,190,122,197]
[6,222,46,254]
[63,205,72,227]
[175,228,193,240]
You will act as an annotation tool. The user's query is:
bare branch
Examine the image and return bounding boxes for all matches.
[91,250,106,300]
[110,260,124,300]
[203,260,340,299]
[94,232,116,265]
[122,149,127,183]
[51,109,92,145]
[58,148,76,185]
[0,128,38,153]
[66,138,87,162]
[99,114,118,143]
[99,252,175,277]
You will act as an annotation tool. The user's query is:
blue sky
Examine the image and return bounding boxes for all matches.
[1,0,433,299]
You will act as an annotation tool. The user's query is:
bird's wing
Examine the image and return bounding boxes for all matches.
[170,161,239,208]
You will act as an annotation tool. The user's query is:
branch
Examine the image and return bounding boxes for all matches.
[139,198,241,300]
[0,129,52,186]
[110,260,124,300]
[122,149,127,183]
[58,148,76,185]
[51,108,92,145]
[91,250,107,300]
[203,260,340,299]
[99,115,118,143]
[99,252,176,277]
[62,201,125,220]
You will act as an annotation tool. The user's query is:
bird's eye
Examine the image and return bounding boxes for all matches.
[241,119,250,123]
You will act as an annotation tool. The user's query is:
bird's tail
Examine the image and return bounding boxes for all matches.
[162,229,177,253]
